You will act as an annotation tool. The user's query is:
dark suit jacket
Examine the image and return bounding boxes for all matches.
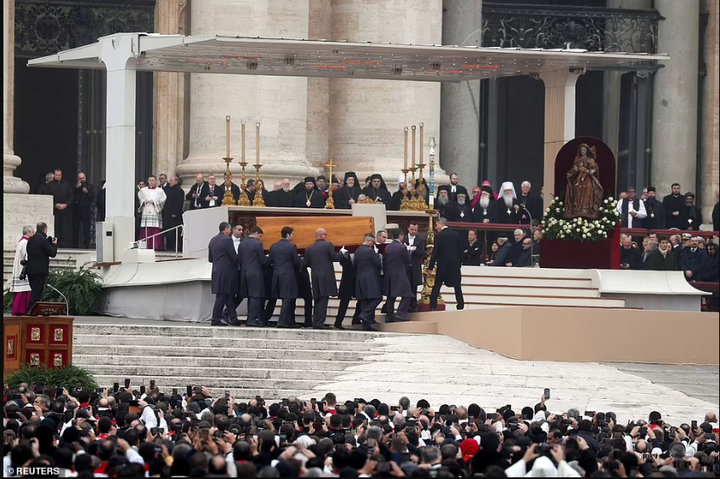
[268,239,301,299]
[713,202,719,233]
[186,182,210,210]
[304,239,340,298]
[337,252,356,299]
[680,247,707,278]
[493,242,513,267]
[208,233,238,294]
[240,237,267,298]
[620,246,643,270]
[462,241,482,266]
[163,185,185,227]
[354,244,382,299]
[428,227,462,287]
[265,189,294,207]
[404,235,427,287]
[73,182,95,212]
[662,194,687,230]
[514,248,532,267]
[647,249,678,271]
[518,194,541,224]
[438,184,468,203]
[643,198,665,229]
[25,232,58,275]
[384,240,414,298]
[48,180,73,215]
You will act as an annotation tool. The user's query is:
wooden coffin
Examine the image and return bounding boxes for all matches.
[255,216,375,251]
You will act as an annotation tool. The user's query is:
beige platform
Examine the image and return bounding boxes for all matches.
[379,307,719,365]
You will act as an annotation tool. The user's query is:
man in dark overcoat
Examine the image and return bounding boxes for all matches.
[384,229,414,323]
[354,233,383,331]
[428,217,465,311]
[208,222,239,326]
[269,226,302,328]
[240,226,267,327]
[334,249,360,329]
[304,228,341,329]
[403,222,426,312]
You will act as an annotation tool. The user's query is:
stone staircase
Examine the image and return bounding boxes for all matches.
[72,322,393,399]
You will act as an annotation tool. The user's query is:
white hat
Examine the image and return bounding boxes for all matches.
[398,174,406,185]
[651,447,663,455]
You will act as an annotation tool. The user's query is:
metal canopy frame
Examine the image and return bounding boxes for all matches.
[28,33,667,82]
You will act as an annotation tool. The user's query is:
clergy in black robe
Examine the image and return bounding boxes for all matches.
[163,177,185,252]
[496,181,522,225]
[362,174,392,206]
[335,172,362,209]
[389,178,407,211]
[684,192,703,231]
[713,202,719,232]
[48,171,74,247]
[240,228,268,327]
[354,235,383,331]
[245,179,257,205]
[437,173,468,203]
[662,184,688,230]
[384,231,414,322]
[293,177,326,208]
[643,187,665,229]
[304,229,341,329]
[443,193,473,222]
[265,179,295,207]
[72,172,95,249]
[518,181,542,225]
[208,223,239,326]
[472,186,499,224]
[268,227,302,327]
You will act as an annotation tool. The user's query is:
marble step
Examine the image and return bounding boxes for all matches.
[73,344,378,362]
[77,365,342,381]
[73,333,372,351]
[439,284,599,298]
[87,374,319,392]
[443,295,626,308]
[73,354,356,372]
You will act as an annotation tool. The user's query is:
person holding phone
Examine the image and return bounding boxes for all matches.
[24,222,57,314]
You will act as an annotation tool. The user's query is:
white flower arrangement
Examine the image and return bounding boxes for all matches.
[540,195,621,242]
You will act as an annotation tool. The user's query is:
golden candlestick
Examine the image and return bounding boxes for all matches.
[237,121,251,206]
[401,127,411,208]
[400,168,412,211]
[324,158,338,209]
[222,115,236,206]
[255,122,260,168]
[419,211,443,307]
[252,122,266,207]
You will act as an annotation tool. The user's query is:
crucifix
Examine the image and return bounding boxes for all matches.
[324,157,338,209]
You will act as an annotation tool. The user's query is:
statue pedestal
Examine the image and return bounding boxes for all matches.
[542,228,621,270]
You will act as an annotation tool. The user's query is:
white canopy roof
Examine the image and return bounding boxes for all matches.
[28,33,667,82]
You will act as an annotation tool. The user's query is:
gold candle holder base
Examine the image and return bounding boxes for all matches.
[237,161,251,206]
[253,165,266,207]
[419,210,443,306]
[221,157,236,206]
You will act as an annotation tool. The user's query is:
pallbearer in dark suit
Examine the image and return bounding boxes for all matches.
[208,222,239,326]
[428,218,465,311]
[304,228,341,329]
[384,229,414,323]
[268,227,302,328]
[240,227,267,327]
[354,233,383,331]
[334,249,360,329]
[403,222,426,312]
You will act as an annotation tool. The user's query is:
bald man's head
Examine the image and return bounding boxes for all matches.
[315,228,328,240]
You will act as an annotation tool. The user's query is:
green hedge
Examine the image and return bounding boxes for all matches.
[5,364,97,392]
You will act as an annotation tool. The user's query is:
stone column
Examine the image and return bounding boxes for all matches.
[3,0,27,194]
[153,0,189,178]
[701,0,719,225]
[306,0,331,175]
[651,0,699,196]
[602,0,651,158]
[329,0,444,188]
[177,0,318,186]
[439,0,481,187]
[540,69,582,206]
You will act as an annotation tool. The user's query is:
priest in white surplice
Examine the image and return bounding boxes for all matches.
[138,175,167,250]
[6,225,34,315]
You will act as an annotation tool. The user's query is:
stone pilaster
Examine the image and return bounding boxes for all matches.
[328,0,444,188]
[306,0,331,177]
[153,0,188,179]
[177,0,318,186]
[3,0,28,194]
[651,0,699,197]
[701,0,719,225]
[439,0,481,187]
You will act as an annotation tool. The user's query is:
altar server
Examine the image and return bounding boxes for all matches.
[138,176,167,250]
[6,225,34,315]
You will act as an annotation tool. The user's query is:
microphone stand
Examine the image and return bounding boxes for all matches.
[46,284,70,316]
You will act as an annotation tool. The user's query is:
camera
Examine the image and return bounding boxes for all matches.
[537,443,554,456]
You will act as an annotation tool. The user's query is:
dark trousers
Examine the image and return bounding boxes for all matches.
[233,271,244,308]
[313,297,329,328]
[301,296,312,327]
[278,298,297,327]
[27,273,48,314]
[247,297,263,326]
[264,298,277,321]
[213,293,237,324]
[54,212,71,248]
[359,298,382,325]
[335,298,361,326]
[164,217,182,251]
[73,208,92,249]
[430,282,464,311]
[386,297,411,321]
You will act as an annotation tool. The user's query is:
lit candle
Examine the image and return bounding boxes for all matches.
[255,122,260,167]
[418,122,423,168]
[403,127,408,171]
[241,122,246,163]
[225,115,231,158]
[411,125,416,172]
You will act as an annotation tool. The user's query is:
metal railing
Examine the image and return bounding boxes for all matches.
[134,225,184,259]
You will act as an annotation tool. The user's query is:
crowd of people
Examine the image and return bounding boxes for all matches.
[3,383,719,477]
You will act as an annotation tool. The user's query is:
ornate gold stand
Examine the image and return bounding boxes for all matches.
[418,209,444,310]
[221,157,236,206]
[324,158,337,209]
[253,165,266,207]
[237,160,251,206]
[400,168,412,211]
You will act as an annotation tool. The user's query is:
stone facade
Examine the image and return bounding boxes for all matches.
[701,0,720,223]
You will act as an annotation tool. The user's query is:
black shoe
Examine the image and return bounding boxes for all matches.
[333,324,345,330]
[246,320,259,327]
[313,325,331,330]
[258,320,270,328]
[385,315,395,324]
[362,323,378,332]
[457,304,464,311]
[211,319,228,327]
[351,318,361,325]
[393,316,408,322]
[277,323,300,329]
